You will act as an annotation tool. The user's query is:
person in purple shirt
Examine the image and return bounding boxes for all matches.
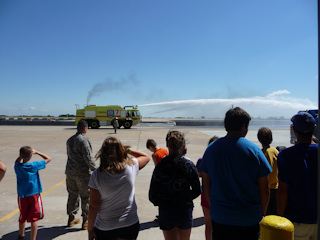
[277,111,318,240]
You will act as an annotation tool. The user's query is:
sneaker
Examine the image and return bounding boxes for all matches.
[17,235,25,240]
[81,216,88,230]
[67,214,80,227]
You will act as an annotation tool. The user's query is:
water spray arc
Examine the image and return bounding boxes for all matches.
[139,95,317,119]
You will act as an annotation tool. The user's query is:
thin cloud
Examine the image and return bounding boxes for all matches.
[29,107,48,113]
[266,90,290,98]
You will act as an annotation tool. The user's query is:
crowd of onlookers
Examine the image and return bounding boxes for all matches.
[0,106,317,240]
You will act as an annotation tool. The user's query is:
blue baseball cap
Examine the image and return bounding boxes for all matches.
[291,111,316,133]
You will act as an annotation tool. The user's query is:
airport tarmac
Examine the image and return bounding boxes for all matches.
[0,124,292,240]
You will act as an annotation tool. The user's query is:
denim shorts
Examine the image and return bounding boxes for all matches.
[159,207,193,230]
[94,221,140,239]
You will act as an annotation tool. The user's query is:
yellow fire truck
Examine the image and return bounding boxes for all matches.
[75,105,142,129]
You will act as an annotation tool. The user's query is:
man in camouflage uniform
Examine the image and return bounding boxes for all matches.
[65,120,96,229]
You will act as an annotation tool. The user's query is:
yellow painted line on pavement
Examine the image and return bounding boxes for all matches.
[0,178,66,223]
[41,178,66,195]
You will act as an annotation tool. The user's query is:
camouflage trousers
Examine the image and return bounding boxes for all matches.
[66,174,90,217]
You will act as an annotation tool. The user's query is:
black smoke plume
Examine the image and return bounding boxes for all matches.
[86,72,138,105]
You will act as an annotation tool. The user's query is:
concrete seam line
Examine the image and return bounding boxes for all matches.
[0,178,66,223]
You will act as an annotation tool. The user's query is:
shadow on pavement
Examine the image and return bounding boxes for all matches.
[1,218,205,239]
[139,217,205,231]
[1,225,82,240]
[140,220,159,231]
[193,217,205,227]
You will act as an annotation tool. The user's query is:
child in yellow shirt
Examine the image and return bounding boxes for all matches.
[257,127,279,215]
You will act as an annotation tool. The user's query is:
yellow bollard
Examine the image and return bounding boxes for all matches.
[260,215,294,240]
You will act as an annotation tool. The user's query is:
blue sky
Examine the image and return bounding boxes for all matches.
[0,0,318,118]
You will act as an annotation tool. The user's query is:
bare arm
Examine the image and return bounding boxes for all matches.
[258,176,269,216]
[88,187,101,240]
[152,155,158,166]
[202,172,211,207]
[15,156,22,163]
[0,161,7,182]
[128,149,150,170]
[33,149,51,164]
[277,180,288,216]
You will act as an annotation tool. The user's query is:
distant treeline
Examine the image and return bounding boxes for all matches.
[58,114,76,117]
[0,114,75,118]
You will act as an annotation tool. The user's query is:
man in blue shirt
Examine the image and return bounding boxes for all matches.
[277,111,318,239]
[201,107,271,240]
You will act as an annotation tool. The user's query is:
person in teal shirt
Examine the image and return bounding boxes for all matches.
[201,107,271,240]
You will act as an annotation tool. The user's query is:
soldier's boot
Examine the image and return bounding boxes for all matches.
[81,216,88,230]
[67,214,80,227]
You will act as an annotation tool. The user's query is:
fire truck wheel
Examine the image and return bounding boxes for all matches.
[91,120,100,129]
[123,121,132,129]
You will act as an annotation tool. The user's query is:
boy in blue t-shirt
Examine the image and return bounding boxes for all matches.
[14,146,51,240]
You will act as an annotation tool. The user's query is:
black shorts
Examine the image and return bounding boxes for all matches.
[212,220,260,240]
[159,207,193,230]
[94,221,140,240]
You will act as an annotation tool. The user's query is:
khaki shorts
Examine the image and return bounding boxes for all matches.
[293,222,317,240]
